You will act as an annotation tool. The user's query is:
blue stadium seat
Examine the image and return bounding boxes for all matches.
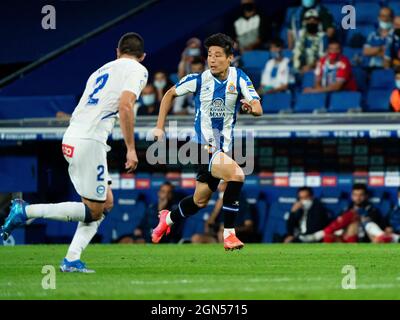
[369,69,395,90]
[262,197,294,243]
[345,24,376,46]
[324,3,344,25]
[352,66,368,92]
[241,50,270,70]
[328,91,362,112]
[169,73,179,84]
[284,6,297,25]
[389,1,400,16]
[261,92,292,113]
[365,89,392,112]
[355,3,380,24]
[256,199,268,234]
[282,49,293,60]
[301,71,315,90]
[294,93,327,113]
[342,46,363,66]
[320,197,349,218]
[280,26,289,48]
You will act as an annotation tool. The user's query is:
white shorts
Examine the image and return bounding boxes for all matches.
[62,137,110,201]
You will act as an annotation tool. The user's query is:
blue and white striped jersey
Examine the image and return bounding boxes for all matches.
[175,67,260,152]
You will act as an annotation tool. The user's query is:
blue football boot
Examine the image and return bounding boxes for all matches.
[60,258,95,273]
[1,199,28,241]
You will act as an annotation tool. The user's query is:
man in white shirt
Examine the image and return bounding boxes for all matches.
[259,38,292,95]
[1,33,148,273]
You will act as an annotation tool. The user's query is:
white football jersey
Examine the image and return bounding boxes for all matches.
[64,57,148,144]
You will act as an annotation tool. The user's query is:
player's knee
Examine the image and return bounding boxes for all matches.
[193,197,209,208]
[226,166,245,182]
[104,200,114,213]
[90,209,104,221]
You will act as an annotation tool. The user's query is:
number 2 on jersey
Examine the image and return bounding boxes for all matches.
[88,73,109,105]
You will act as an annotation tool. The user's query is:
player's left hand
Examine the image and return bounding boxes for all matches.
[125,149,138,173]
[240,99,252,113]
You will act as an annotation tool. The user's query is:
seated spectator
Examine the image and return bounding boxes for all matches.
[191,182,257,244]
[384,16,400,68]
[136,84,159,116]
[284,187,331,243]
[173,57,205,115]
[287,0,335,50]
[300,184,385,243]
[304,39,357,93]
[178,37,203,79]
[258,38,293,95]
[363,7,394,70]
[118,182,181,244]
[153,70,173,104]
[293,9,328,75]
[390,67,400,112]
[385,188,400,236]
[233,0,267,53]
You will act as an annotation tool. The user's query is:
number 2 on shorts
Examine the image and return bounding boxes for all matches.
[97,165,105,181]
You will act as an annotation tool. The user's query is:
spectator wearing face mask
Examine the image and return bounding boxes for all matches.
[304,39,357,93]
[284,187,331,243]
[293,9,328,75]
[173,57,205,115]
[384,15,400,68]
[363,7,394,70]
[136,84,159,116]
[233,0,267,52]
[287,0,335,50]
[153,71,173,104]
[390,67,400,112]
[178,37,202,79]
[259,38,293,95]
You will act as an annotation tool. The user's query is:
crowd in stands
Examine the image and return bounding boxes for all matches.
[113,181,400,244]
[132,0,400,116]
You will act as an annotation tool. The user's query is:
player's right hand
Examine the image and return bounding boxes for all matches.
[125,149,138,173]
[153,127,165,141]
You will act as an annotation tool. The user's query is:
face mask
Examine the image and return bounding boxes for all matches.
[301,199,313,211]
[395,29,400,37]
[186,48,201,57]
[328,52,340,63]
[154,79,166,89]
[302,0,315,8]
[306,23,319,34]
[142,94,156,106]
[270,51,282,59]
[242,3,255,13]
[396,79,400,89]
[379,20,393,30]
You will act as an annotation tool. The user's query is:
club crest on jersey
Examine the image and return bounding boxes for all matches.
[227,82,236,93]
[210,98,225,118]
[96,185,105,195]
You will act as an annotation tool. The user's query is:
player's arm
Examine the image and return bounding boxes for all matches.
[119,90,138,173]
[239,72,263,117]
[156,86,178,132]
[241,99,263,116]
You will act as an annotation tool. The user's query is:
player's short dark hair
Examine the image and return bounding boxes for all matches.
[204,33,234,57]
[328,38,341,47]
[270,38,284,49]
[118,32,144,58]
[352,183,368,194]
[161,181,174,189]
[298,186,313,197]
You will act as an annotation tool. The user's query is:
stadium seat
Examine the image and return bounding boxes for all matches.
[294,93,327,113]
[261,92,292,114]
[342,46,363,66]
[284,6,297,25]
[241,50,270,70]
[345,24,375,47]
[389,1,400,16]
[282,49,293,60]
[169,73,179,84]
[301,71,315,90]
[355,3,380,24]
[365,89,392,112]
[352,66,368,93]
[256,199,268,234]
[324,3,344,25]
[328,91,362,113]
[262,198,294,243]
[280,26,289,48]
[369,69,395,91]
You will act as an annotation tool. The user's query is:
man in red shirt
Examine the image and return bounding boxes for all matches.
[304,39,357,93]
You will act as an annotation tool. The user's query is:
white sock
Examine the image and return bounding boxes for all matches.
[314,230,325,241]
[224,228,235,239]
[365,222,384,238]
[26,202,86,222]
[166,212,174,226]
[391,233,400,243]
[65,215,104,261]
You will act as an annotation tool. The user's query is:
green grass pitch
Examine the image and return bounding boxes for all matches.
[1,243,400,300]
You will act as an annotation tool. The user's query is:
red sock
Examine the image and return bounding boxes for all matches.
[343,235,358,243]
[376,234,393,243]
[324,210,358,235]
